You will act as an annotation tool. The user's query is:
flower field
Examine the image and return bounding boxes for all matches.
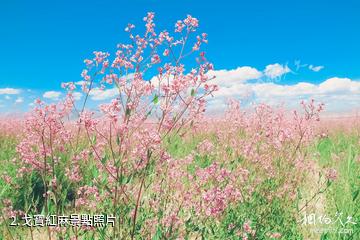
[1,13,360,240]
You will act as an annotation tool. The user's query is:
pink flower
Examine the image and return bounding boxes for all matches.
[184,15,199,29]
[93,51,110,65]
[243,220,256,237]
[2,174,12,184]
[197,139,214,155]
[151,54,160,64]
[143,12,155,35]
[163,49,169,56]
[326,168,338,181]
[268,232,282,238]
[125,23,135,32]
[175,20,185,32]
[228,223,236,230]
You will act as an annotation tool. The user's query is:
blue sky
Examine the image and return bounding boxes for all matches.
[1,0,359,113]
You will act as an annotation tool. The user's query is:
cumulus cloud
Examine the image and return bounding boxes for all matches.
[264,63,291,79]
[89,88,119,101]
[309,65,324,72]
[209,76,360,114]
[43,91,62,100]
[72,92,83,101]
[149,67,262,88]
[248,77,359,98]
[0,88,21,95]
[209,66,263,87]
[15,97,23,104]
[318,77,359,93]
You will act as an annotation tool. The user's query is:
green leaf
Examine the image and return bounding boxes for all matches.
[0,185,10,198]
[91,134,96,145]
[153,226,163,240]
[126,174,133,184]
[352,189,360,201]
[327,180,332,187]
[126,108,131,117]
[146,109,152,117]
[92,166,99,178]
[101,156,107,164]
[191,88,195,96]
[116,134,120,146]
[153,94,159,104]
[41,206,46,216]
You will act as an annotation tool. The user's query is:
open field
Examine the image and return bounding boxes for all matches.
[0,107,359,240]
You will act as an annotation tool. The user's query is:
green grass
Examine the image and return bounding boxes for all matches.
[1,130,359,239]
[316,132,360,239]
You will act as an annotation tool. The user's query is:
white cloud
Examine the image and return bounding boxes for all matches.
[209,76,360,114]
[149,67,262,89]
[207,98,228,113]
[15,97,23,104]
[251,82,318,98]
[0,88,21,95]
[197,65,358,113]
[264,63,291,79]
[89,88,119,101]
[309,65,324,72]
[209,66,263,87]
[4,95,11,100]
[252,77,360,98]
[43,90,83,101]
[72,92,83,101]
[75,81,89,86]
[318,77,359,94]
[43,91,61,100]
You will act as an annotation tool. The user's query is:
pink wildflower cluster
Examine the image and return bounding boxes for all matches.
[4,12,333,240]
[17,98,73,173]
[14,13,219,238]
[195,99,325,203]
[75,185,101,210]
[325,168,338,181]
[197,139,214,155]
[193,163,248,217]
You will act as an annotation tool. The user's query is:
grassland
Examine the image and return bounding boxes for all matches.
[0,117,359,240]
